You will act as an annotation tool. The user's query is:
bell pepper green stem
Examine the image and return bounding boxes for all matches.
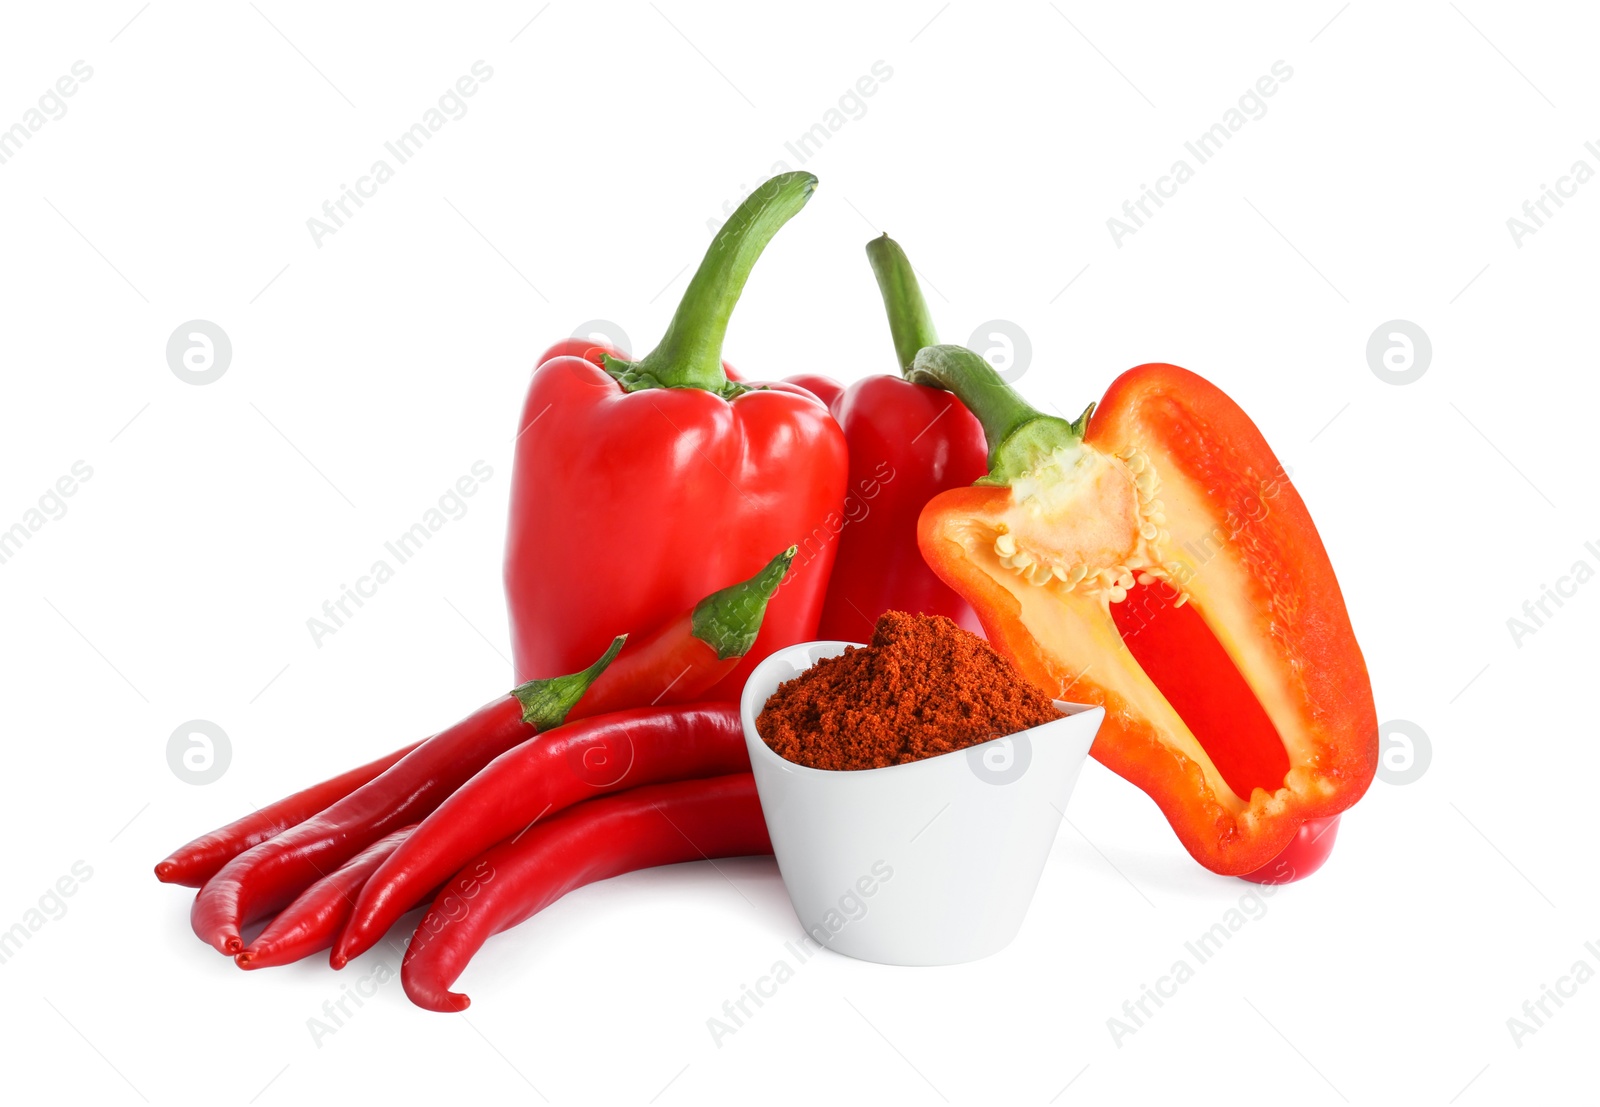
[908,345,1093,486]
[608,172,818,395]
[866,234,939,374]
[691,546,797,660]
[511,635,626,729]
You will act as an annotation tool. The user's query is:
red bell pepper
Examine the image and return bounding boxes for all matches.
[909,345,1377,878]
[506,172,847,698]
[786,235,988,640]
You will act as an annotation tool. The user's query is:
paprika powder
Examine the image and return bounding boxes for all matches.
[756,611,1060,771]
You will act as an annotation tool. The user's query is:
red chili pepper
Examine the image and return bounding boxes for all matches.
[800,235,989,641]
[182,548,791,954]
[570,547,794,717]
[401,773,770,1012]
[506,172,847,702]
[188,639,624,955]
[911,346,1377,877]
[154,742,421,887]
[332,703,748,967]
[234,825,416,969]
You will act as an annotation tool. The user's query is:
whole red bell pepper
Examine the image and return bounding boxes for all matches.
[786,235,988,641]
[506,173,847,698]
[909,345,1377,879]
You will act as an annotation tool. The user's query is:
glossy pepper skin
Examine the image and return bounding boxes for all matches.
[179,555,788,955]
[506,173,846,699]
[235,825,415,969]
[533,338,743,383]
[566,546,795,717]
[330,557,787,964]
[912,347,1376,878]
[402,773,770,1012]
[154,741,422,887]
[332,703,748,966]
[788,236,988,640]
[189,642,624,955]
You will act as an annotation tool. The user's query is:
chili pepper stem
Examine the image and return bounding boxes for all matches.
[605,172,818,396]
[866,234,939,373]
[908,344,1092,486]
[691,546,797,659]
[511,634,626,729]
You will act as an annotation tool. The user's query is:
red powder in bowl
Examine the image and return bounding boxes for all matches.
[756,611,1061,771]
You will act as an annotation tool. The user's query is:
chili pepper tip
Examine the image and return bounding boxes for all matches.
[417,991,469,1014]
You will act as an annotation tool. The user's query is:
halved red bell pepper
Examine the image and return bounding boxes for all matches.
[787,235,988,640]
[909,345,1376,877]
[507,173,847,698]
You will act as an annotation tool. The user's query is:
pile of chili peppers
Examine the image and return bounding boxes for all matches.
[157,172,1377,1010]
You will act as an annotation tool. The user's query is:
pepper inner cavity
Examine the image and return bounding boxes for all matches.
[990,446,1187,605]
[992,444,1292,802]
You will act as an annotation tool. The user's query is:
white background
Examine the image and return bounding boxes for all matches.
[1,2,1594,1104]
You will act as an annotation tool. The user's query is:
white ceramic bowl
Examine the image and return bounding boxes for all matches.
[740,640,1105,966]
